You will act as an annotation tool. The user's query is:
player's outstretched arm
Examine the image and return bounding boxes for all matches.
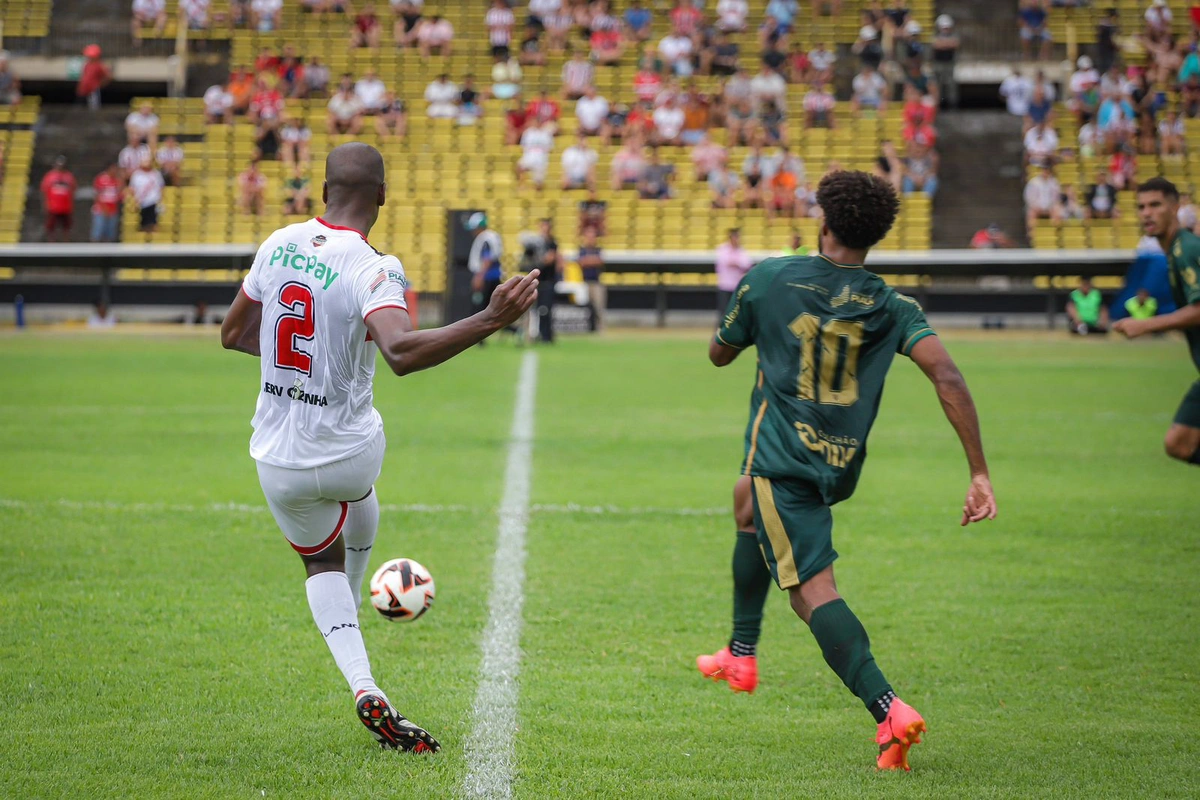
[909,336,997,526]
[709,338,742,367]
[367,270,540,376]
[220,288,262,356]
[1113,301,1200,338]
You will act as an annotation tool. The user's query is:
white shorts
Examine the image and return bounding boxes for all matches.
[255,430,385,555]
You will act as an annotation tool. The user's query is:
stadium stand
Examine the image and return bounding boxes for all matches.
[0,98,39,245]
[0,0,52,39]
[115,1,936,295]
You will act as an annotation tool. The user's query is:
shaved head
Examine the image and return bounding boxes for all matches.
[324,142,385,204]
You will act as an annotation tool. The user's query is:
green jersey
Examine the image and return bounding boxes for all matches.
[717,255,936,505]
[1166,229,1200,372]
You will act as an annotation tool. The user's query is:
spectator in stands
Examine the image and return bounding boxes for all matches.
[591,19,624,65]
[900,20,926,70]
[970,223,1016,249]
[519,24,546,66]
[1018,0,1051,61]
[1024,120,1059,167]
[237,159,266,216]
[638,147,674,200]
[652,95,685,146]
[725,99,755,146]
[562,132,598,191]
[517,119,555,189]
[756,98,785,145]
[181,0,212,29]
[623,0,653,42]
[807,41,835,83]
[563,50,595,101]
[1096,8,1120,75]
[90,165,123,243]
[575,85,610,138]
[543,6,572,52]
[1025,83,1055,134]
[903,137,939,197]
[1098,89,1137,151]
[672,0,703,37]
[393,0,425,47]
[328,78,366,134]
[853,24,884,69]
[375,92,407,140]
[717,0,749,32]
[1084,170,1119,219]
[702,30,740,77]
[491,52,523,100]
[1067,277,1109,335]
[255,46,280,75]
[423,73,459,119]
[458,74,482,124]
[280,116,313,165]
[766,149,800,221]
[40,157,77,243]
[611,135,648,189]
[750,63,787,113]
[350,4,383,48]
[1160,109,1187,155]
[1025,164,1063,230]
[156,136,184,187]
[305,57,331,98]
[1179,192,1199,231]
[485,0,516,59]
[803,82,837,129]
[250,0,283,32]
[77,45,111,111]
[1109,142,1137,190]
[1145,0,1173,39]
[851,64,888,116]
[277,47,307,98]
[526,89,561,131]
[760,35,788,77]
[130,155,164,233]
[708,152,741,208]
[715,228,753,314]
[740,140,772,209]
[931,15,959,108]
[282,167,312,215]
[691,133,726,181]
[1068,56,1101,124]
[250,77,285,158]
[417,14,454,58]
[1078,112,1101,157]
[227,66,255,114]
[1000,67,1032,119]
[354,70,388,115]
[881,0,910,50]
[579,189,607,235]
[126,102,160,151]
[874,139,904,194]
[761,0,799,46]
[1125,287,1159,320]
[203,83,234,124]
[118,136,151,181]
[0,54,17,108]
[505,98,529,144]
[659,27,695,77]
[131,0,168,41]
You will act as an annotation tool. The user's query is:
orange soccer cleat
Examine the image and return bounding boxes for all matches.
[696,646,759,694]
[875,698,926,771]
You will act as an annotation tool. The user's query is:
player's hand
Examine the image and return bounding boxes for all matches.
[961,474,997,526]
[484,269,540,329]
[1112,318,1150,339]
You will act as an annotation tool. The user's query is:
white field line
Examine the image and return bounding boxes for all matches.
[462,349,537,800]
[0,498,727,517]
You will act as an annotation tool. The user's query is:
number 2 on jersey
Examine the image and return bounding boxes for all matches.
[788,314,863,406]
[275,282,315,375]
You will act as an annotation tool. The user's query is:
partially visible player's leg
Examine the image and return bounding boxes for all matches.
[752,476,924,770]
[323,431,386,608]
[1165,381,1200,465]
[698,475,770,693]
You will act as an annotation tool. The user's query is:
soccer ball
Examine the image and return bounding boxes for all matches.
[369,558,435,622]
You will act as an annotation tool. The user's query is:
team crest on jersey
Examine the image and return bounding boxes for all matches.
[311,234,327,248]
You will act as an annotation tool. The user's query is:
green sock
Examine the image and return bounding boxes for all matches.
[731,531,772,648]
[808,599,892,721]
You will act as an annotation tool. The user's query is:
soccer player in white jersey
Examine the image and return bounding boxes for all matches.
[221,143,538,752]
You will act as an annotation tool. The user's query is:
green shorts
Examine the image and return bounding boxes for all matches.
[1173,380,1200,428]
[750,476,838,590]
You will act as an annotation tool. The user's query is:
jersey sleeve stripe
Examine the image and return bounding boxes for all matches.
[901,328,936,355]
[240,284,262,303]
[363,303,409,323]
[715,331,747,349]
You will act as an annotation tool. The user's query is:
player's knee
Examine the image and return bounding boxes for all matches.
[1164,428,1196,461]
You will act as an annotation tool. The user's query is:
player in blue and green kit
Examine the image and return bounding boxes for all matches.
[1113,178,1200,465]
[695,171,997,771]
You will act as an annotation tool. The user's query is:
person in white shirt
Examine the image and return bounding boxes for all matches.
[851,66,888,115]
[999,69,1033,118]
[251,0,283,32]
[1024,165,1063,232]
[327,86,366,134]
[204,84,233,124]
[1023,121,1059,167]
[180,0,211,29]
[1078,117,1100,157]
[131,0,167,39]
[1145,0,1172,36]
[355,71,388,114]
[118,137,152,180]
[281,117,313,166]
[423,74,459,118]
[749,65,786,114]
[517,120,555,188]
[716,0,748,32]
[659,33,694,77]
[808,43,836,80]
[575,85,610,137]
[156,136,184,186]
[219,142,537,756]
[561,132,599,190]
[561,51,594,100]
[128,155,165,232]
[652,96,685,145]
[416,14,454,58]
[125,102,160,150]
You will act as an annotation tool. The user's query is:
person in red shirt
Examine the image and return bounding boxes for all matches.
[505,100,529,145]
[351,4,382,48]
[525,90,560,128]
[670,0,702,37]
[249,77,285,158]
[902,110,937,149]
[90,164,124,243]
[75,45,112,111]
[40,156,77,242]
[254,47,280,75]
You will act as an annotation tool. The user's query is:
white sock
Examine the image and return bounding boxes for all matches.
[343,489,380,609]
[305,571,379,697]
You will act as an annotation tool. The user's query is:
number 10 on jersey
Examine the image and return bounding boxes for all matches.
[788,314,863,406]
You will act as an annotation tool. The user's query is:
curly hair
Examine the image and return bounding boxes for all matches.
[815,170,900,251]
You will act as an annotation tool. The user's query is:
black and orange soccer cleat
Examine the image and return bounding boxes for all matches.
[875,698,925,771]
[355,691,441,753]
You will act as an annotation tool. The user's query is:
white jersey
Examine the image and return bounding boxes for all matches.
[241,217,408,469]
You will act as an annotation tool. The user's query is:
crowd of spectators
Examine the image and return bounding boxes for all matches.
[1014,2,1200,238]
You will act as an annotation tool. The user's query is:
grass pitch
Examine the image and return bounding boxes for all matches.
[0,330,1196,799]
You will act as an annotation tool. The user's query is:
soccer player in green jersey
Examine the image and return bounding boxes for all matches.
[696,171,997,771]
[1114,177,1200,465]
